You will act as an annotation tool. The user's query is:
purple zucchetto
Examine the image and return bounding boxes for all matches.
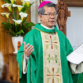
[38,1,52,9]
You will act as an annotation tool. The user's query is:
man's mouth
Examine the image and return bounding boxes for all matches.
[49,21,55,23]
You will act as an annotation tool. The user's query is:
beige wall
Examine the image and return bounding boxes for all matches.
[67,7,83,49]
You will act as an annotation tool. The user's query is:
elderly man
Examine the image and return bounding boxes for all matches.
[17,1,82,83]
[0,52,11,83]
[0,52,4,80]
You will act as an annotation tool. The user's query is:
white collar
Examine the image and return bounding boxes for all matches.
[41,24,54,30]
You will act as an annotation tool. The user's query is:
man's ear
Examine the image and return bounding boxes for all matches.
[38,14,42,21]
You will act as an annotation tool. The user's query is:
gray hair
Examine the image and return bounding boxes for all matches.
[0,52,4,79]
[38,3,57,15]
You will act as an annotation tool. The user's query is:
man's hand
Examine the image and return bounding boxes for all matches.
[24,42,34,57]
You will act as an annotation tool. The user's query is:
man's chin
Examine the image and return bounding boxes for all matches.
[49,24,55,27]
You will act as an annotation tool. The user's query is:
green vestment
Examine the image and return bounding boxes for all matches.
[17,23,79,83]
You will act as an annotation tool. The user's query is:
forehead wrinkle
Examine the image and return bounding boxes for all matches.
[45,12,56,13]
[44,7,56,12]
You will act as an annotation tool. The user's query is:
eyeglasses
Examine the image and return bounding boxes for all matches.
[43,13,57,17]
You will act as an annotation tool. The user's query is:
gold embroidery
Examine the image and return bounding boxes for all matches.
[41,32,63,83]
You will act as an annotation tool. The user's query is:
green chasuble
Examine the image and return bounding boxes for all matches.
[17,23,79,83]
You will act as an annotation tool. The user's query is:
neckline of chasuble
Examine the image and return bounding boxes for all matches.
[41,32,63,83]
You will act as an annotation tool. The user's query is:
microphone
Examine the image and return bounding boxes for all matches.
[54,29,56,34]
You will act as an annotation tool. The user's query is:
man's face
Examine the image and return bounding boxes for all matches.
[39,6,57,28]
